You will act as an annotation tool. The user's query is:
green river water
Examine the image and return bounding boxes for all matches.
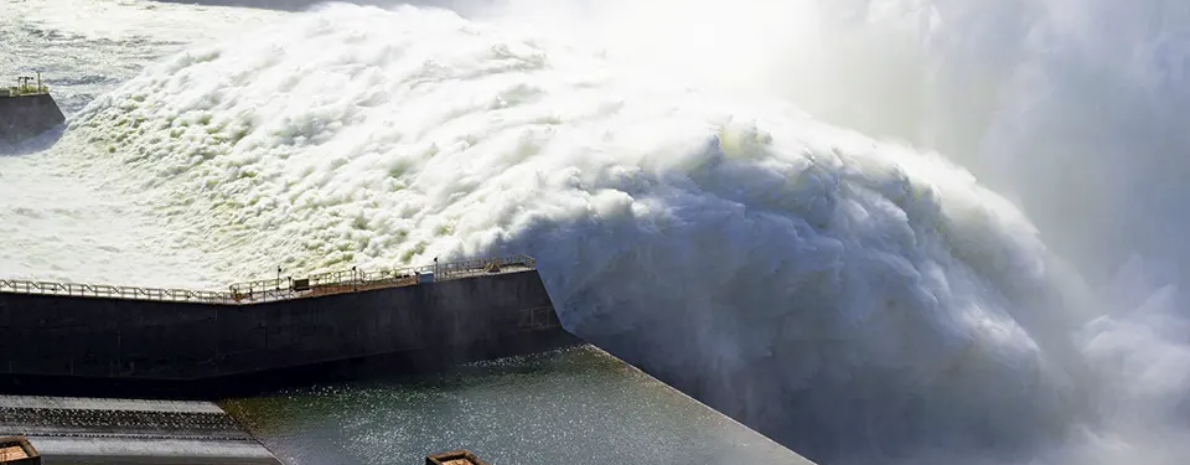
[221,345,808,465]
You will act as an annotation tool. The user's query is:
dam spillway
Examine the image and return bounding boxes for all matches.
[0,255,574,384]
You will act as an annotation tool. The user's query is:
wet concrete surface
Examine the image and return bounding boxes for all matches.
[0,395,278,465]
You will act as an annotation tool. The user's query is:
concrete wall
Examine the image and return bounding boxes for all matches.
[0,270,564,381]
[0,94,65,143]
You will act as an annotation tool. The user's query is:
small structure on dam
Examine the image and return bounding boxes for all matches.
[0,255,572,384]
[426,449,490,465]
[0,74,65,144]
[0,436,38,464]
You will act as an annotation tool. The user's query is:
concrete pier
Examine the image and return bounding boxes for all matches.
[0,256,572,384]
[0,91,65,143]
[0,395,278,465]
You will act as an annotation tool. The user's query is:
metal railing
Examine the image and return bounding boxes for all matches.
[0,280,232,303]
[3,73,49,97]
[0,255,536,305]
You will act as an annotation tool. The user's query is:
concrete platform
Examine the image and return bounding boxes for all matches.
[0,257,565,382]
[0,395,278,465]
[0,92,65,144]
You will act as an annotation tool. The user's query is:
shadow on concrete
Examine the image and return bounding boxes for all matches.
[0,332,582,401]
[148,0,483,13]
[0,124,66,157]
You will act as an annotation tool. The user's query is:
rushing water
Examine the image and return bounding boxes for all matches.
[5,1,1190,464]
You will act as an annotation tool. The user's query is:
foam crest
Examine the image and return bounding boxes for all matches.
[52,4,1095,461]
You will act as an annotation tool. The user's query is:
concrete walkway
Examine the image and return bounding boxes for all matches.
[0,395,279,465]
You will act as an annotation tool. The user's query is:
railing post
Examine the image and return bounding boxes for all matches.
[0,254,533,303]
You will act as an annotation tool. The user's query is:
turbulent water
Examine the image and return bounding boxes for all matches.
[4,1,1190,464]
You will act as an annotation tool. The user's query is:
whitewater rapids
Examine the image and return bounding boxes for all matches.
[44,2,1078,459]
[4,1,1190,464]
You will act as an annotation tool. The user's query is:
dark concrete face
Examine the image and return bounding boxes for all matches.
[0,95,66,144]
[0,271,568,384]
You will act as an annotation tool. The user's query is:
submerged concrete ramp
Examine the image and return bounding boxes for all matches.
[0,395,278,464]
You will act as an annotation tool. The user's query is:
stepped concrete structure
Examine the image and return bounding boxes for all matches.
[0,396,277,465]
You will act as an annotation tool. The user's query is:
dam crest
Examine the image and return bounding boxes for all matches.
[0,255,571,382]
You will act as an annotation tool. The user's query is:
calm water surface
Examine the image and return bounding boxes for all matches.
[221,345,809,465]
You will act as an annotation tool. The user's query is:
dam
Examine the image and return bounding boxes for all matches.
[0,255,818,465]
[0,255,570,383]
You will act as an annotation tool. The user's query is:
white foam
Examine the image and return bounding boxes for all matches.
[49,2,1078,456]
[4,0,1190,463]
[0,154,216,288]
[12,0,284,42]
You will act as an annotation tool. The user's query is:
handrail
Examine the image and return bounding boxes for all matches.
[5,74,49,97]
[0,255,536,305]
[3,85,49,96]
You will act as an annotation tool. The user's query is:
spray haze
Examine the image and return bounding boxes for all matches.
[5,0,1190,463]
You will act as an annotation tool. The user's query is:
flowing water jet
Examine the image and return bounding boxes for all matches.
[4,1,1190,464]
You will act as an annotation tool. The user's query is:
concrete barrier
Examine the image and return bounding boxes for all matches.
[0,94,65,143]
[0,270,569,382]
